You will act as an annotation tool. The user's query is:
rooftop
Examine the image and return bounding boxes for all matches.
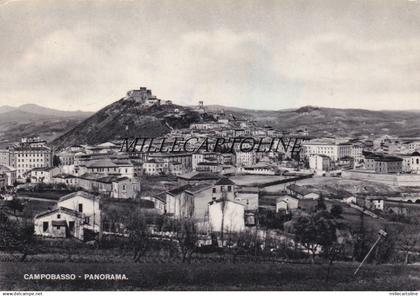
[215,177,236,186]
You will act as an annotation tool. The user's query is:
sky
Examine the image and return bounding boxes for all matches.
[0,0,420,112]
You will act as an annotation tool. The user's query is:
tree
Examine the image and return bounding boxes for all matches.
[394,223,419,264]
[126,210,151,262]
[0,211,36,261]
[6,198,24,215]
[226,231,260,263]
[173,218,198,263]
[53,155,61,167]
[330,204,343,219]
[323,242,344,282]
[353,202,367,261]
[292,210,337,263]
[315,196,327,211]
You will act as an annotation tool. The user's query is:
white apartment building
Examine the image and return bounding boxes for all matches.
[235,151,256,166]
[351,144,364,163]
[10,146,53,180]
[309,154,331,172]
[142,159,168,176]
[303,140,351,161]
[400,151,420,174]
[0,149,10,166]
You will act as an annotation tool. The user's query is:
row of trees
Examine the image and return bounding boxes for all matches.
[126,211,199,263]
[123,196,419,266]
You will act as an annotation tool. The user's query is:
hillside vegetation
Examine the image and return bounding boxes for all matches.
[51,99,203,148]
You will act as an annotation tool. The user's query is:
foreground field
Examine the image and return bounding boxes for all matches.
[1,261,419,291]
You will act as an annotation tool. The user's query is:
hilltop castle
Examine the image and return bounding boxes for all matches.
[125,87,164,106]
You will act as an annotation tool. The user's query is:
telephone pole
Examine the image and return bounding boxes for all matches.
[354,229,387,276]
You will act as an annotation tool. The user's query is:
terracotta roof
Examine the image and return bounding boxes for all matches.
[31,167,54,172]
[167,185,192,196]
[287,184,317,196]
[53,173,76,179]
[58,191,97,203]
[177,171,221,181]
[185,182,213,194]
[215,177,235,186]
[86,159,118,168]
[152,192,167,203]
[34,206,83,219]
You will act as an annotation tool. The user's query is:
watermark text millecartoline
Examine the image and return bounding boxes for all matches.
[120,136,304,156]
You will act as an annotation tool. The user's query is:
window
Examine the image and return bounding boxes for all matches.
[122,184,126,192]
[227,186,232,192]
[57,214,61,219]
[212,188,216,193]
[84,217,90,224]
[78,203,83,213]
[43,221,48,232]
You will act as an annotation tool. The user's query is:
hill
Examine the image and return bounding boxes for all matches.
[212,105,420,138]
[51,98,420,148]
[16,104,92,118]
[0,104,92,118]
[51,97,204,148]
[0,105,92,147]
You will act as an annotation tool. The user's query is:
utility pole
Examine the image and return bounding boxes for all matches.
[354,229,387,276]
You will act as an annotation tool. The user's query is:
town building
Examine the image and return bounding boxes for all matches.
[303,139,351,161]
[286,184,320,200]
[309,154,331,172]
[142,159,168,176]
[237,163,276,175]
[276,195,300,213]
[208,200,245,233]
[34,191,101,240]
[235,151,256,166]
[30,167,60,183]
[0,149,10,166]
[363,152,403,174]
[9,145,53,180]
[165,185,194,218]
[76,174,140,199]
[0,164,16,186]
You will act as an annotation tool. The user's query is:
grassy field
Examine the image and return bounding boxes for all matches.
[1,261,419,291]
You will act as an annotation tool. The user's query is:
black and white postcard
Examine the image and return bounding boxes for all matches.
[0,0,419,294]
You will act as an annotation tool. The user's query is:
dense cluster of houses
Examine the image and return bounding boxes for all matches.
[2,88,420,242]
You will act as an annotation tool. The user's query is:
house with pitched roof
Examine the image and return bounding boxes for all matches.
[211,177,236,201]
[177,171,221,185]
[165,185,194,218]
[76,174,140,199]
[34,191,101,240]
[0,164,16,186]
[286,184,320,200]
[34,207,84,239]
[30,167,60,183]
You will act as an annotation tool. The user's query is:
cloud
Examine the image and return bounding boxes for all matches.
[272,33,420,109]
[0,0,420,111]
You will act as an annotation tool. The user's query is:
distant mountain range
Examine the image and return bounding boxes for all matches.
[0,104,92,118]
[2,98,420,149]
[0,104,93,147]
[209,105,420,138]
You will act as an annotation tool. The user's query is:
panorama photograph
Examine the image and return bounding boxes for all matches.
[0,0,420,293]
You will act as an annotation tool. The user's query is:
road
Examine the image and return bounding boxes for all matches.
[16,195,57,203]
